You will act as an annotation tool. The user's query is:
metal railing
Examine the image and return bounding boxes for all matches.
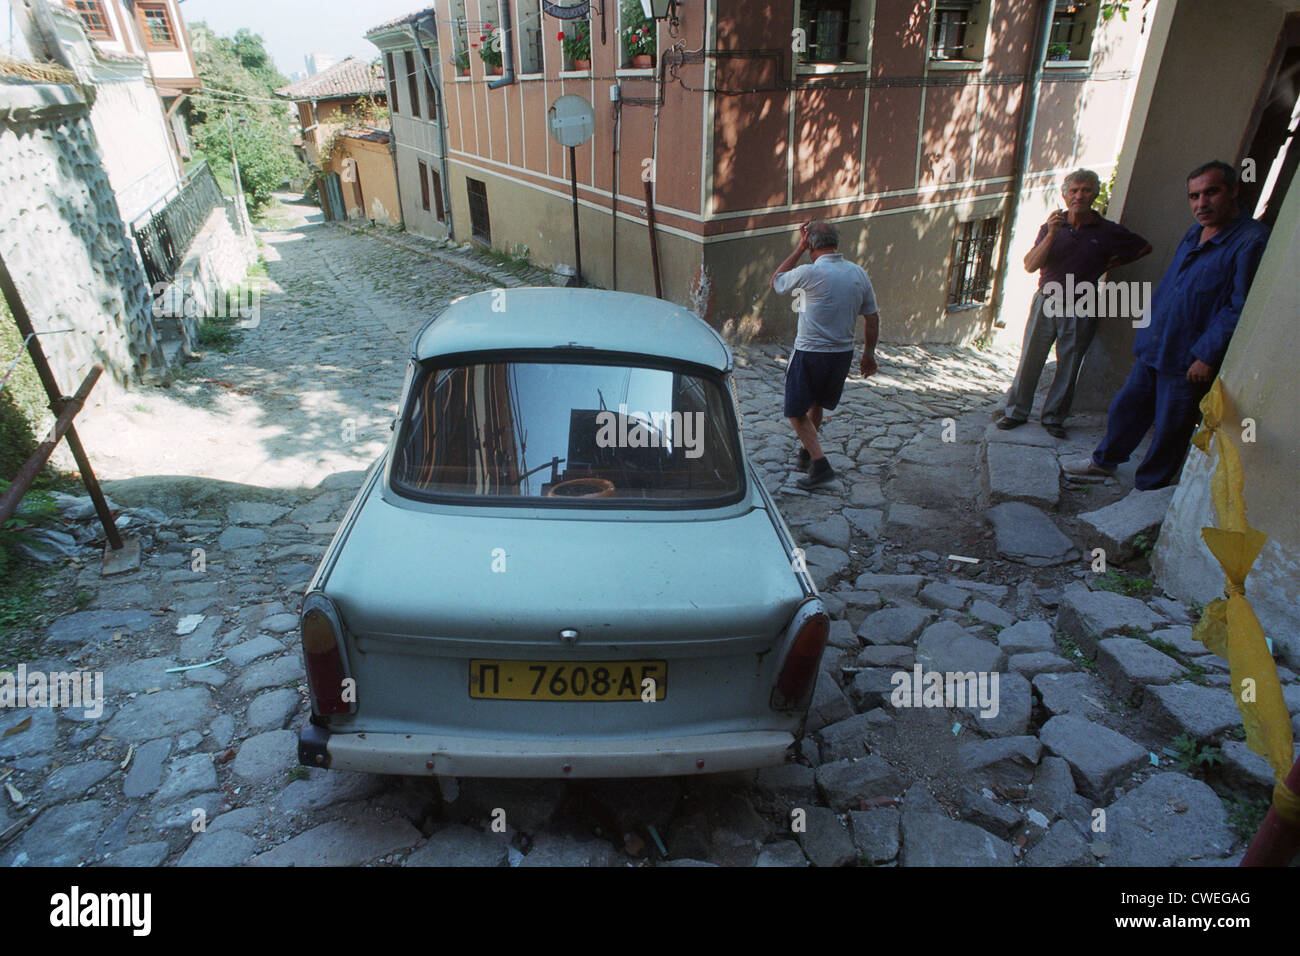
[131,161,224,286]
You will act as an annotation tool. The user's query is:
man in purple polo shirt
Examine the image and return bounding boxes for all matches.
[998,169,1152,438]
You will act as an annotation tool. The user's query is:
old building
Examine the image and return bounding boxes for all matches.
[277,57,400,225]
[365,8,452,241]
[58,0,201,167]
[369,0,1152,345]
[17,0,202,223]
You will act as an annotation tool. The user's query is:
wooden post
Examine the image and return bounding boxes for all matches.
[0,255,123,550]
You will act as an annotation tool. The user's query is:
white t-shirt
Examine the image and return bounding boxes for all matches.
[773,253,878,352]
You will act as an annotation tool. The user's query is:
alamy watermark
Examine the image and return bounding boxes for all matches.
[594,404,704,459]
[1041,275,1152,328]
[890,664,1000,719]
[151,277,261,328]
[0,665,104,719]
[50,886,150,936]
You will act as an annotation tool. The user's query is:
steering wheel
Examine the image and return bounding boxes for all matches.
[546,477,617,498]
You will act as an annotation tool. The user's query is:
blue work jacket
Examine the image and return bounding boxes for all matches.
[1135,211,1270,374]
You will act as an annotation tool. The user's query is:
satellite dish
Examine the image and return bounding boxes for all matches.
[548,95,596,148]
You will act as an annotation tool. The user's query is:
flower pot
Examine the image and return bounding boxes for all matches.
[632,54,653,69]
[457,67,470,77]
[573,58,591,70]
[491,65,503,75]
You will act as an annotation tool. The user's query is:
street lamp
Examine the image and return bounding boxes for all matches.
[640,0,680,25]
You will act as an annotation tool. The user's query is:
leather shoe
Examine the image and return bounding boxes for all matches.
[1043,423,1067,439]
[995,417,1025,430]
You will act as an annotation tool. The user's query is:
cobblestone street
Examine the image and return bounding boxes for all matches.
[1,198,1294,868]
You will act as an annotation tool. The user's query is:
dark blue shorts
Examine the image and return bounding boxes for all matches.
[783,349,853,418]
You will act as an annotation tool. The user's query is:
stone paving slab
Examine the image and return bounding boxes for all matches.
[986,502,1079,566]
[250,814,423,867]
[1039,714,1147,803]
[981,441,1061,510]
[1077,486,1176,564]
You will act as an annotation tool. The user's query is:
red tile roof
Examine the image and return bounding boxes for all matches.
[365,7,439,37]
[277,57,384,101]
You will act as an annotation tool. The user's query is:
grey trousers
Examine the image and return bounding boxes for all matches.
[1004,291,1100,426]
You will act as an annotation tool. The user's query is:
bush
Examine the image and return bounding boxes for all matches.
[0,303,52,483]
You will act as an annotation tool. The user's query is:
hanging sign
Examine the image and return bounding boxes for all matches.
[543,1,591,19]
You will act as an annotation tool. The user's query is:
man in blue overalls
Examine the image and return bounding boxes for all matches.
[1065,161,1270,490]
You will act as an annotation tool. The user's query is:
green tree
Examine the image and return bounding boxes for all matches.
[187,23,301,210]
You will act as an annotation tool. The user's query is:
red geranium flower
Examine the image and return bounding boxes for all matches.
[557,31,565,40]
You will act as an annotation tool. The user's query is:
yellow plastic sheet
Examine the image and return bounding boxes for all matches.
[1190,379,1294,783]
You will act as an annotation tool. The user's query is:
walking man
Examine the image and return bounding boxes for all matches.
[771,221,879,489]
[1065,161,1270,489]
[999,168,1152,438]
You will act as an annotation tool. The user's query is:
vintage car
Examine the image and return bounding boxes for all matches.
[296,288,828,778]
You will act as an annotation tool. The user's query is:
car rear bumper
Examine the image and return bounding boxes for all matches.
[299,722,794,778]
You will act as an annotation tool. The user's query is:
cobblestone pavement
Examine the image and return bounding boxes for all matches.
[3,198,1296,867]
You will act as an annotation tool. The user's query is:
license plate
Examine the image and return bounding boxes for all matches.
[469,660,667,701]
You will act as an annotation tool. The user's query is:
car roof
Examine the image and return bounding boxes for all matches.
[412,288,732,372]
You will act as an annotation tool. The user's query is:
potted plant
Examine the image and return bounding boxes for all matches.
[622,0,655,68]
[477,24,504,74]
[1047,42,1072,61]
[454,50,470,76]
[559,21,591,70]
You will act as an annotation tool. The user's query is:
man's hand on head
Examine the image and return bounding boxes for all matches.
[1187,359,1215,385]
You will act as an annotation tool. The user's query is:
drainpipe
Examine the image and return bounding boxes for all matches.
[411,15,454,237]
[985,0,1055,336]
[487,0,516,90]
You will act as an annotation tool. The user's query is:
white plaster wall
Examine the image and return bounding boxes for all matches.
[89,67,182,224]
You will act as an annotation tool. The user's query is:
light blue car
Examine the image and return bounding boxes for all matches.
[297,288,829,778]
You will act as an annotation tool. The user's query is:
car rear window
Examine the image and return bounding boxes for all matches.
[390,359,743,503]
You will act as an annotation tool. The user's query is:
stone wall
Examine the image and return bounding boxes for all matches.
[0,79,163,387]
[153,199,259,359]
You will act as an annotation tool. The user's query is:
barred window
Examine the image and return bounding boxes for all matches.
[798,0,853,64]
[948,217,1000,307]
[518,0,543,74]
[931,1,975,59]
[450,0,470,59]
[66,1,112,39]
[1046,0,1097,62]
[467,178,491,244]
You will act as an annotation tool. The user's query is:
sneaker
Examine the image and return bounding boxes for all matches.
[1043,423,1067,439]
[995,416,1025,430]
[797,458,835,489]
[1062,457,1115,478]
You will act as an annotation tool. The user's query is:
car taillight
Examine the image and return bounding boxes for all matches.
[301,599,354,716]
[774,611,829,706]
